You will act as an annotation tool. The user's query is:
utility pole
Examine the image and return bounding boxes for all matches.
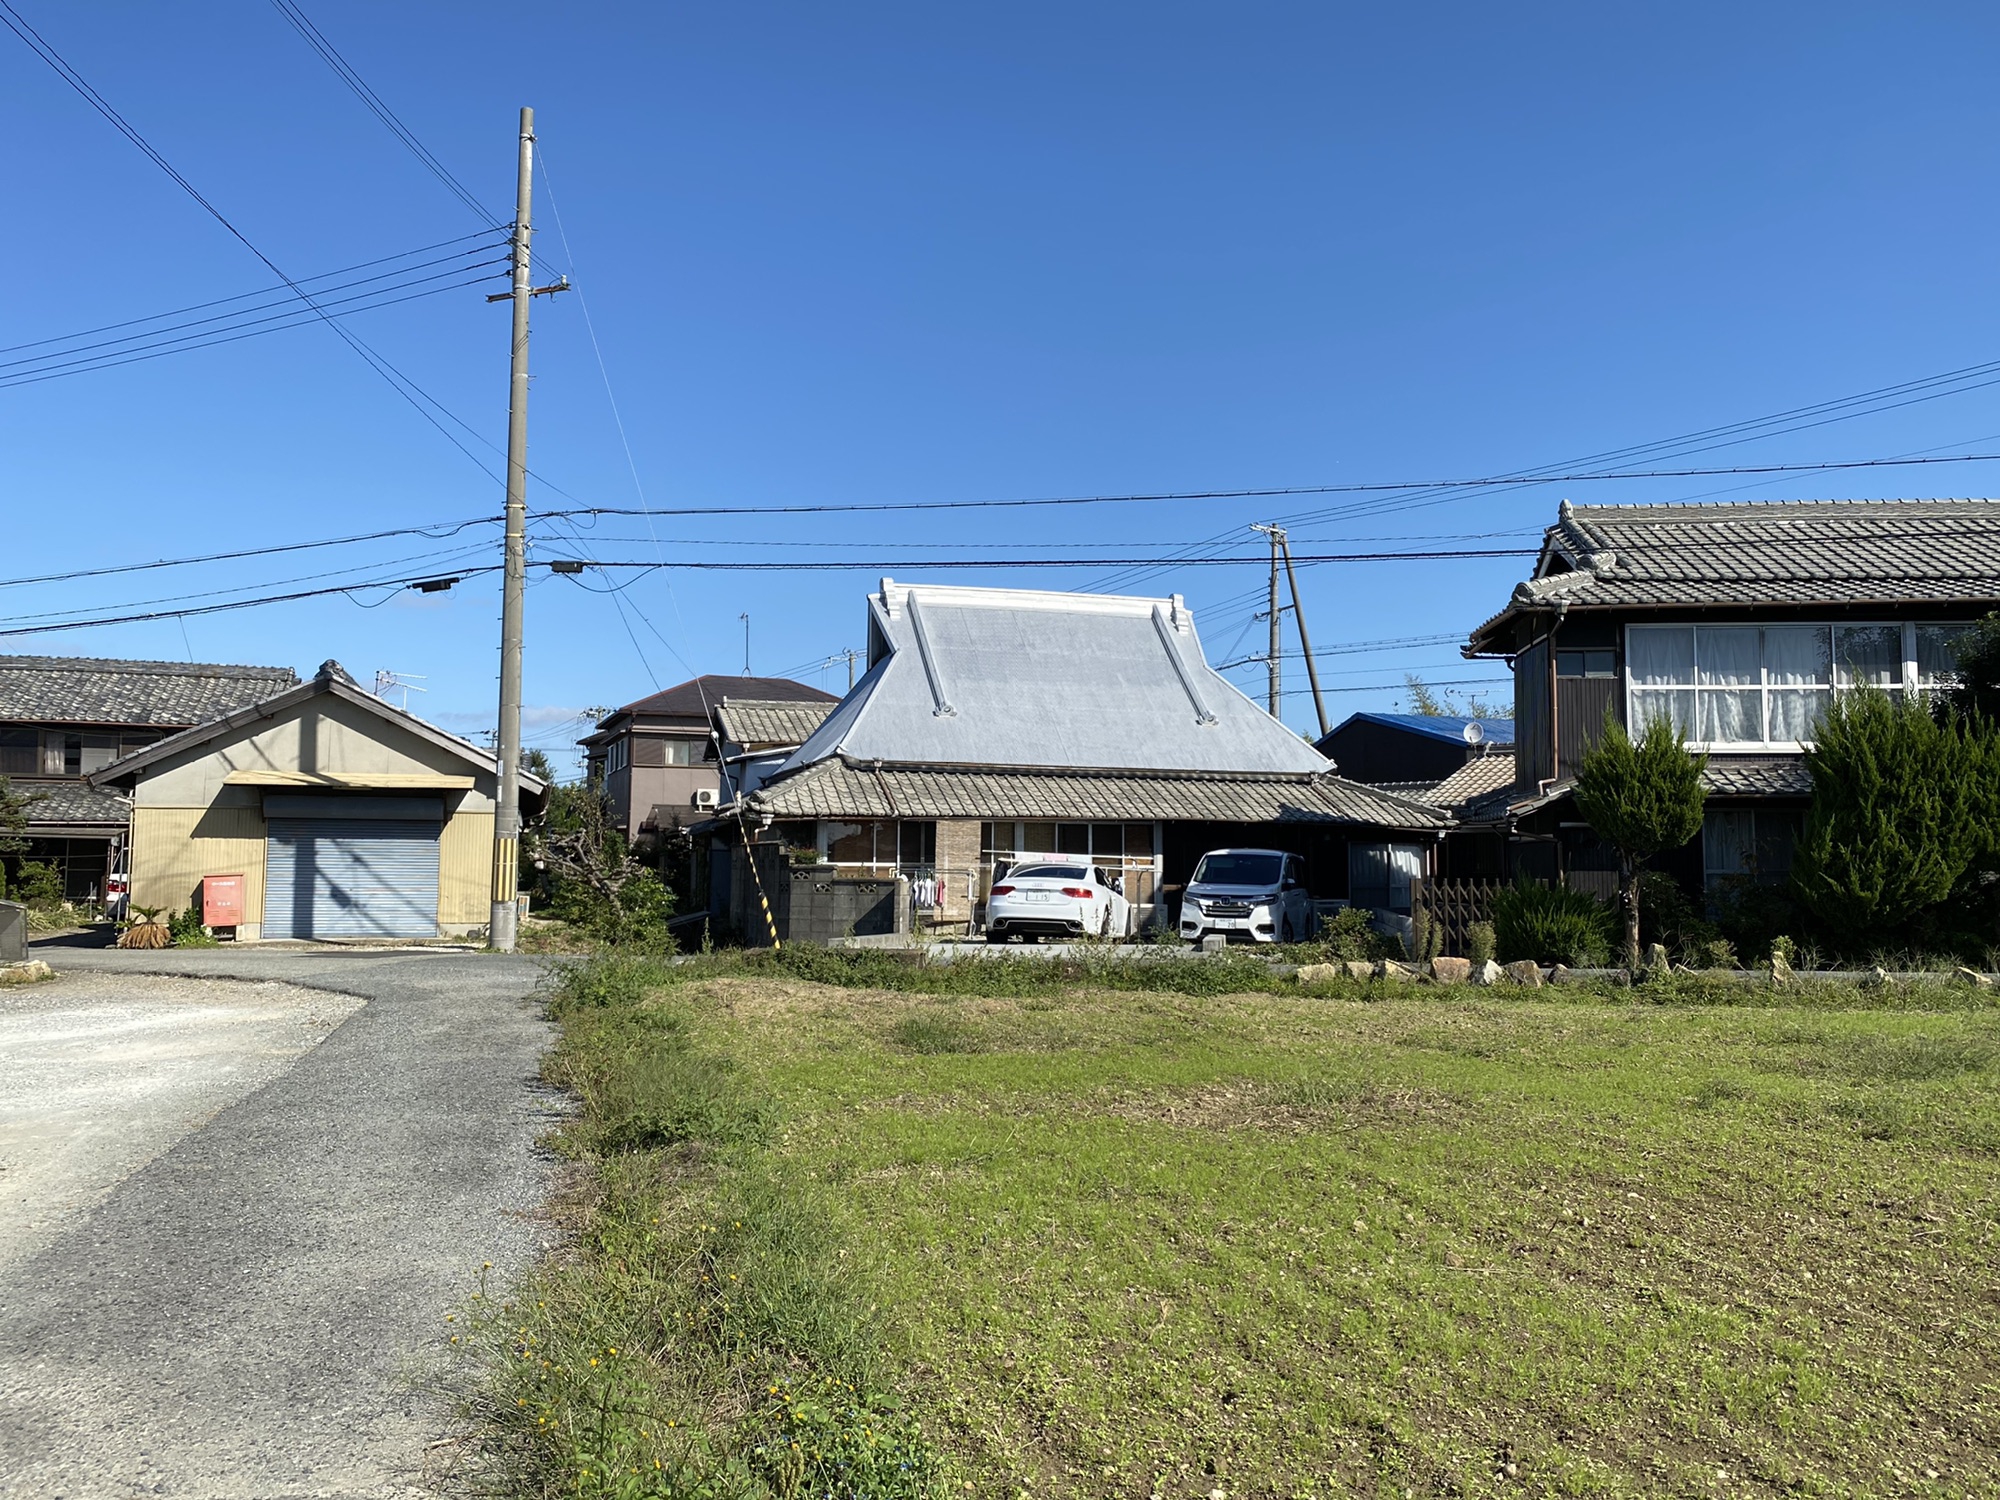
[487,106,569,953]
[1276,528,1332,739]
[842,648,859,691]
[740,613,751,674]
[1251,524,1283,717]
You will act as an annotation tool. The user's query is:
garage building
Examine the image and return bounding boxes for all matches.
[92,661,544,941]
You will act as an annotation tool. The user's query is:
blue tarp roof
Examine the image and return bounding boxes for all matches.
[1327,712,1515,747]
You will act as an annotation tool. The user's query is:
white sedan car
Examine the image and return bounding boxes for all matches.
[984,862,1128,943]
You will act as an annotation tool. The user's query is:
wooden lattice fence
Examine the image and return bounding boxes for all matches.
[1411,877,1507,958]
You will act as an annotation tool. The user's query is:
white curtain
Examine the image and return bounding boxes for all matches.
[1834,624,1901,688]
[1628,626,1695,686]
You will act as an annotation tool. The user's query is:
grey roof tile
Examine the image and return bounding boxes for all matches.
[18,780,131,829]
[748,758,1447,828]
[0,655,296,727]
[1470,499,2000,648]
[715,698,836,747]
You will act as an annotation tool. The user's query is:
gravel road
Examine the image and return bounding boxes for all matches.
[0,947,560,1499]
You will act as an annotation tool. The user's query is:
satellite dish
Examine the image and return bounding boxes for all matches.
[1462,720,1486,746]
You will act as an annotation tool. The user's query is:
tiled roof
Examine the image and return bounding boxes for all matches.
[18,780,131,829]
[1426,751,1516,813]
[715,698,836,748]
[1469,499,2000,650]
[594,676,836,735]
[1702,756,1814,797]
[0,655,297,727]
[746,757,1448,828]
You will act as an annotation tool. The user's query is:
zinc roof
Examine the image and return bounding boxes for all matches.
[779,581,1332,778]
[0,655,297,728]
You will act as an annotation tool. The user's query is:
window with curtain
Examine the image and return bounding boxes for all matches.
[1628,623,1968,747]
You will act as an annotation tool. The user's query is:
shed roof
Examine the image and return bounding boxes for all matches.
[1467,499,2000,652]
[1424,751,1517,813]
[715,698,836,748]
[0,655,297,727]
[18,780,131,831]
[746,757,1448,828]
[1320,712,1515,748]
[776,580,1331,778]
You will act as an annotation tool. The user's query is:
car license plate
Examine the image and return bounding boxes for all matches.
[1025,891,1052,903]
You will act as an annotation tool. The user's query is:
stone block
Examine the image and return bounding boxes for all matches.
[1344,960,1376,981]
[0,959,53,986]
[1200,934,1229,955]
[1643,942,1670,973]
[1473,959,1504,986]
[1952,967,1993,990]
[1295,962,1341,986]
[1503,959,1544,987]
[1548,964,1573,985]
[1376,959,1418,982]
[1430,956,1472,985]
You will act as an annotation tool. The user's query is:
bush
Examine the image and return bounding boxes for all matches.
[7,860,63,912]
[1320,906,1396,963]
[1467,921,1496,968]
[167,906,218,948]
[1491,881,1616,967]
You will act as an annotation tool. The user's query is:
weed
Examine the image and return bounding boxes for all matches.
[889,1011,986,1055]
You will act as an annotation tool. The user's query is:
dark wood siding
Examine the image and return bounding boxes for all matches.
[1514,639,1551,793]
[1555,677,1620,778]
[1318,719,1471,785]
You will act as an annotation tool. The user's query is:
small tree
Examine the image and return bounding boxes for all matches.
[1791,687,1998,951]
[1572,713,1708,968]
[1939,612,2000,725]
[0,775,31,898]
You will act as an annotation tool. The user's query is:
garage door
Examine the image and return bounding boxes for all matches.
[264,818,442,939]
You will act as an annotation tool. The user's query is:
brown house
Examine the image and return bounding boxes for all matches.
[581,676,838,845]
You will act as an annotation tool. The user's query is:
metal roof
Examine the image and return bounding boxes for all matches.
[1322,711,1515,747]
[747,756,1448,828]
[715,698,835,748]
[0,655,297,728]
[777,580,1332,778]
[1468,499,2000,651]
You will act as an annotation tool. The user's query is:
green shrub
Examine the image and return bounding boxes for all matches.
[1491,881,1616,967]
[7,860,62,912]
[167,906,218,948]
[1320,906,1394,963]
[1467,921,1496,968]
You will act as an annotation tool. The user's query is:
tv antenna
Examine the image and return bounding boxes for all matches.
[374,670,428,712]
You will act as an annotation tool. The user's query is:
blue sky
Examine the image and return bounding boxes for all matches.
[9,2,2000,775]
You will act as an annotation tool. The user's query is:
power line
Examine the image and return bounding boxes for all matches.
[0,567,501,640]
[0,0,503,480]
[534,453,2000,525]
[267,0,496,222]
[0,516,498,593]
[0,230,502,357]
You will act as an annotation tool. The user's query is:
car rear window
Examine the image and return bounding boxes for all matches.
[1009,865,1088,881]
[1192,852,1282,886]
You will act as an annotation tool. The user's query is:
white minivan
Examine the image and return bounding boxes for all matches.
[1179,849,1314,944]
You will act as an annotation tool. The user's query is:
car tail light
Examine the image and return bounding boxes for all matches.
[1061,887,1092,898]
[989,885,1014,896]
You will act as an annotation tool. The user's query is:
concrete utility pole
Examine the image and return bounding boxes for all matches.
[1252,524,1283,717]
[487,106,570,952]
[1277,528,1332,739]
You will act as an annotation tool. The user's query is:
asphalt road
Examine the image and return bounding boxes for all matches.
[0,948,560,1500]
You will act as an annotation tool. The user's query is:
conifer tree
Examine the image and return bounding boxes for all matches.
[1572,713,1708,969]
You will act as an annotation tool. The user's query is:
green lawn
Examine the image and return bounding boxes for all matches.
[476,960,2000,1500]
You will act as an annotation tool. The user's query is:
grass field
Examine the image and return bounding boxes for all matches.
[472,955,2000,1499]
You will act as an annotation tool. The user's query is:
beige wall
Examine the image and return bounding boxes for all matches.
[130,802,267,923]
[133,695,494,813]
[126,691,504,937]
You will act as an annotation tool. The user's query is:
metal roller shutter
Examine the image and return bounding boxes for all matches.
[264,818,442,939]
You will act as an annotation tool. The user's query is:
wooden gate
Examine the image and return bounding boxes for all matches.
[1411,876,1506,957]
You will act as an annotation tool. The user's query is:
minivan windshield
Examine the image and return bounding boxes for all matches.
[1008,865,1089,881]
[1191,852,1283,887]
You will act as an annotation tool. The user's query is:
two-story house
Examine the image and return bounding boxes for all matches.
[581,675,839,847]
[1458,498,2000,894]
[0,654,300,901]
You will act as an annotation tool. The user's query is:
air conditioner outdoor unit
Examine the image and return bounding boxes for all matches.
[692,787,720,810]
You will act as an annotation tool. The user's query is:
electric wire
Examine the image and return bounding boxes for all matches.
[0,0,504,481]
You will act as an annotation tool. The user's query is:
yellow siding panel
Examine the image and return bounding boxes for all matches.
[130,806,267,922]
[439,810,495,926]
